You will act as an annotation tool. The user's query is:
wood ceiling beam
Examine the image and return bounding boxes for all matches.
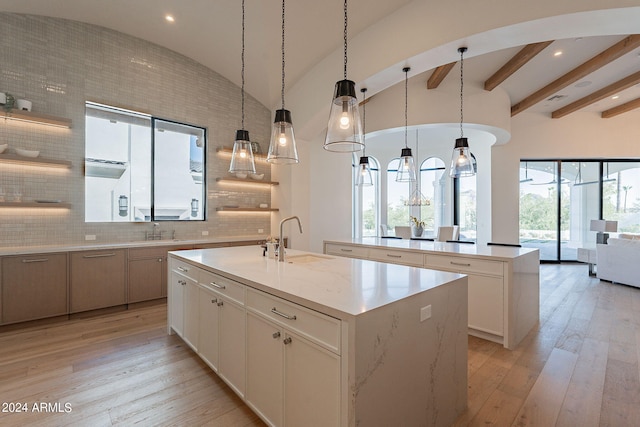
[426,61,456,89]
[601,97,640,118]
[511,34,640,116]
[484,41,553,91]
[552,70,640,118]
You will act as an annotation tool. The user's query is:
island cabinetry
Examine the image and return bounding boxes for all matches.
[1,253,68,324]
[70,249,126,313]
[169,258,199,347]
[368,247,424,267]
[245,288,341,427]
[324,243,369,259]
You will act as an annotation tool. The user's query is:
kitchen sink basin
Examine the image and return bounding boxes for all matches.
[286,254,334,264]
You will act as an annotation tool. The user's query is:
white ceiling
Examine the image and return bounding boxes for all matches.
[1,0,639,117]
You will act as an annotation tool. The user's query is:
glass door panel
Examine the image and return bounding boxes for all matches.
[603,161,640,234]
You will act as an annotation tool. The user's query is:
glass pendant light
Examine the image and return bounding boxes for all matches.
[396,67,416,182]
[450,47,475,178]
[267,0,299,164]
[356,88,372,186]
[229,0,256,175]
[323,0,364,153]
[405,129,430,206]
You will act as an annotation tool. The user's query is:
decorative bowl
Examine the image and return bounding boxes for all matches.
[0,144,7,154]
[15,148,40,158]
[250,173,264,180]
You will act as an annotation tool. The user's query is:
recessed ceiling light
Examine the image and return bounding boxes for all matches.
[612,95,620,100]
[553,50,563,57]
[575,81,592,88]
[165,15,175,23]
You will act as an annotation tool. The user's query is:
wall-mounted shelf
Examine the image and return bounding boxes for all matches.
[216,146,267,161]
[216,177,279,186]
[0,154,72,169]
[2,109,72,128]
[0,202,71,209]
[216,207,278,212]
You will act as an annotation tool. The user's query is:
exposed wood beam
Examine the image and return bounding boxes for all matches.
[426,61,456,89]
[511,34,640,116]
[358,94,374,106]
[552,70,640,118]
[484,41,554,91]
[601,97,640,118]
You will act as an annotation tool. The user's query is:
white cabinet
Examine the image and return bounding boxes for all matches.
[198,286,220,371]
[246,288,341,427]
[168,258,199,348]
[217,296,246,397]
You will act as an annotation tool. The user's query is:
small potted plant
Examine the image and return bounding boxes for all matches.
[410,216,425,237]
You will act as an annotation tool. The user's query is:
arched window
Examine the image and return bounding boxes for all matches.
[419,157,446,238]
[454,154,477,241]
[386,158,410,235]
[352,156,380,237]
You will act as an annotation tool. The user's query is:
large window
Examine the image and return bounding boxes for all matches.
[386,158,410,234]
[85,103,206,222]
[419,157,446,238]
[353,156,380,237]
[454,154,477,241]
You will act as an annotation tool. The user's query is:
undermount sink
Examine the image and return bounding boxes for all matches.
[286,254,334,264]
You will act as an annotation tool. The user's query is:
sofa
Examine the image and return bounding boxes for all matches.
[596,234,640,288]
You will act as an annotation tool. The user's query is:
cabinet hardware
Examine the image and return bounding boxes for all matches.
[450,261,471,267]
[283,337,292,345]
[211,298,218,304]
[271,307,297,320]
[177,266,189,272]
[21,258,48,263]
[217,301,224,307]
[179,280,186,286]
[158,258,163,262]
[340,248,353,252]
[272,331,281,339]
[209,281,226,290]
[83,253,116,258]
[386,254,402,258]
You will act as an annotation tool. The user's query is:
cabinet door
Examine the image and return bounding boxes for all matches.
[218,298,246,398]
[468,274,504,335]
[284,331,340,427]
[1,253,68,324]
[198,286,220,371]
[128,257,164,303]
[183,278,200,351]
[70,250,126,313]
[246,312,283,427]
[169,271,186,336]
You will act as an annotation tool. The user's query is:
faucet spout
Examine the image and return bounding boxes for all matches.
[279,216,303,263]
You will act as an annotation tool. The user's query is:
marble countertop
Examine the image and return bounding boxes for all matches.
[169,246,465,319]
[0,235,264,256]
[326,237,538,261]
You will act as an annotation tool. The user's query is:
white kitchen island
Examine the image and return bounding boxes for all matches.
[324,238,540,350]
[168,245,468,427]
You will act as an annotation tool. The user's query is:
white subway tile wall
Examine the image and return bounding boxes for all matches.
[0,14,273,247]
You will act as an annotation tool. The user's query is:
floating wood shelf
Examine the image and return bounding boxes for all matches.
[216,177,279,186]
[216,146,267,161]
[0,202,71,209]
[0,154,72,168]
[216,207,278,212]
[2,109,72,128]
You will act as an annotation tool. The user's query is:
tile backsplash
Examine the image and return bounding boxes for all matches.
[0,13,273,247]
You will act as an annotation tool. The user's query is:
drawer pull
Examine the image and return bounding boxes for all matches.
[386,254,402,258]
[83,253,116,258]
[271,307,297,320]
[22,258,48,263]
[450,261,471,267]
[283,337,292,345]
[158,258,163,262]
[177,266,189,272]
[210,281,226,290]
[211,298,218,304]
[217,301,224,307]
[272,331,281,339]
[179,280,186,286]
[340,248,353,252]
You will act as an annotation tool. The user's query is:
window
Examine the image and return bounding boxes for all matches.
[454,154,477,241]
[85,103,206,222]
[353,156,380,237]
[419,157,446,238]
[386,158,410,234]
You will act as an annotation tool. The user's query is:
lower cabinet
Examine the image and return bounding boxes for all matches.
[216,295,246,397]
[1,253,68,324]
[70,249,126,313]
[128,247,167,303]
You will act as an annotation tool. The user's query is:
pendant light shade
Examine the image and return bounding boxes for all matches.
[450,47,476,178]
[267,0,299,164]
[230,129,256,174]
[405,129,430,206]
[324,0,363,153]
[229,0,256,174]
[356,87,372,186]
[396,67,416,182]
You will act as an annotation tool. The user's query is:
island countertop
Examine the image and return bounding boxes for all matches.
[168,245,465,319]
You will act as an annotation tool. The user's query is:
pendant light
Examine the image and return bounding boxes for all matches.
[405,129,430,206]
[323,0,363,152]
[450,47,475,178]
[356,88,372,186]
[229,0,256,175]
[396,67,416,182]
[267,0,299,164]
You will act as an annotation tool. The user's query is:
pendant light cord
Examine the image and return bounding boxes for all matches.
[241,0,246,130]
[281,0,286,110]
[404,67,409,149]
[343,0,348,79]
[459,47,465,139]
[361,88,367,155]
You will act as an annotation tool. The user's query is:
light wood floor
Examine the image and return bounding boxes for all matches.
[0,264,638,426]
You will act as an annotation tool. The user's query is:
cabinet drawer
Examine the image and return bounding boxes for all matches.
[170,258,198,281]
[200,269,245,305]
[426,254,504,276]
[129,246,168,259]
[368,248,424,267]
[324,243,368,259]
[246,289,341,354]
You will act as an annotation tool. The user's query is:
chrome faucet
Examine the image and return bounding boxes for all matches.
[279,216,303,262]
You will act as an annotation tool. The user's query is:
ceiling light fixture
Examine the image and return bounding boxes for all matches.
[450,47,475,178]
[356,88,372,186]
[267,0,299,164]
[553,50,563,57]
[396,67,416,182]
[323,0,363,152]
[165,15,175,23]
[229,0,256,175]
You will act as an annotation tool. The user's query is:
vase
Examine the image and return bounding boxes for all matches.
[412,225,424,237]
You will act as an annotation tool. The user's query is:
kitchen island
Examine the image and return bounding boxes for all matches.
[168,245,468,427]
[324,238,540,350]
